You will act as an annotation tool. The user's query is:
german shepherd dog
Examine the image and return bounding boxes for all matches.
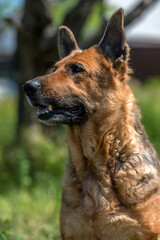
[23,8,160,240]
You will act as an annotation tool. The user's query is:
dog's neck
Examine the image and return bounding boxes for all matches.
[66,96,144,181]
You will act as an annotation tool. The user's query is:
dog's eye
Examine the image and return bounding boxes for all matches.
[69,64,84,74]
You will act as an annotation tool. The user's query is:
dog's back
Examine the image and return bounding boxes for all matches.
[24,8,160,240]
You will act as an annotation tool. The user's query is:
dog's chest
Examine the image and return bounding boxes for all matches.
[82,174,120,217]
[60,182,145,240]
[61,177,122,240]
[62,169,120,220]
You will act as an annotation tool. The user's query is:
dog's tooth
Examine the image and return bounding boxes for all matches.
[48,105,52,111]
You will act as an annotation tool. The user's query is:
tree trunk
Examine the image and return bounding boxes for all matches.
[14,0,52,139]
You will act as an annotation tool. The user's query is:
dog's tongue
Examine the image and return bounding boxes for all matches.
[37,106,49,114]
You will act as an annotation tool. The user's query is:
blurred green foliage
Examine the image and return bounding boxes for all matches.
[0,184,61,240]
[130,77,160,154]
[0,78,160,239]
[0,98,67,190]
[52,0,79,26]
[0,100,67,239]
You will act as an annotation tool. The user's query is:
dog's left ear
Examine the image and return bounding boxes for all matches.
[58,26,79,59]
[98,8,128,64]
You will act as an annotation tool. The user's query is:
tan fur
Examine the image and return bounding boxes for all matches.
[24,9,160,240]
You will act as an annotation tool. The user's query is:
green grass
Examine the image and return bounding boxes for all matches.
[0,78,160,239]
[0,182,61,240]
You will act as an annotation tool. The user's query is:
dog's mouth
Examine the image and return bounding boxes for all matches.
[36,104,83,119]
[33,102,86,125]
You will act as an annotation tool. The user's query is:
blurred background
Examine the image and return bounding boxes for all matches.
[0,0,160,239]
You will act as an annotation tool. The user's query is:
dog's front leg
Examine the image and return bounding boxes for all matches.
[113,154,160,206]
[112,155,160,237]
[60,203,95,240]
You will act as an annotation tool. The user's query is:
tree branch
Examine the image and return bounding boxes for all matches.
[82,0,159,49]
[124,0,159,27]
[62,0,99,40]
[80,18,107,48]
[4,16,22,30]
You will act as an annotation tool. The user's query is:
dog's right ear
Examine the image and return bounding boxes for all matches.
[58,26,79,59]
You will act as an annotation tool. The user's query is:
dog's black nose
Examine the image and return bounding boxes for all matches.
[23,80,41,96]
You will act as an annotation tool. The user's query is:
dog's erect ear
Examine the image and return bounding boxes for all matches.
[99,8,128,63]
[58,26,79,59]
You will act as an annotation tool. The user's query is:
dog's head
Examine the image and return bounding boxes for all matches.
[23,8,131,126]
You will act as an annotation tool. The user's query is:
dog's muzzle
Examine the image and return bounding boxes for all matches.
[23,79,87,125]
